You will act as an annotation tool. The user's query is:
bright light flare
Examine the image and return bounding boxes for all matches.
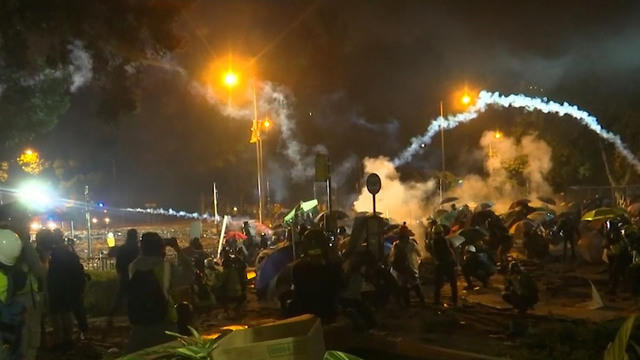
[223,71,238,87]
[17,181,56,210]
[263,118,271,129]
[92,217,98,224]
[30,222,42,231]
[47,221,57,230]
[461,94,471,105]
[495,131,503,139]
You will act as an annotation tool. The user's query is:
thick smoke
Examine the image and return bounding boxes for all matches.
[353,156,436,239]
[446,131,553,213]
[393,91,640,175]
[68,41,93,92]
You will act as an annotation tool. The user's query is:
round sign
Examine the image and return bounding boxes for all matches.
[366,173,382,195]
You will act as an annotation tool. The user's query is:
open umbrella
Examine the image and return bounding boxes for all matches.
[456,227,489,243]
[581,207,628,221]
[474,202,494,213]
[447,234,466,248]
[255,245,294,294]
[225,231,247,241]
[527,210,555,224]
[314,210,349,224]
[628,203,640,218]
[509,199,531,210]
[509,219,536,239]
[283,199,319,224]
[537,196,556,206]
[440,196,459,205]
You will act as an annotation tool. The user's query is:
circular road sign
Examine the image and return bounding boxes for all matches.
[366,173,382,195]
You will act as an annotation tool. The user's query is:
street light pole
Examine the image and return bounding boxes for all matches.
[252,80,263,224]
[439,100,445,204]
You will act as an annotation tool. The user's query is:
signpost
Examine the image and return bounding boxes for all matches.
[366,173,381,214]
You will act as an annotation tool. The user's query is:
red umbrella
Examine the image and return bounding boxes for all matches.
[225,231,247,241]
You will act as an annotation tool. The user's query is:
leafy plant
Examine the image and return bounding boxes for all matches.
[157,327,226,360]
[324,351,364,360]
[604,315,637,360]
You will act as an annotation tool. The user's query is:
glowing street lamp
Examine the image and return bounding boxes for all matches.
[495,130,503,139]
[461,94,471,105]
[223,71,238,87]
[92,217,98,224]
[104,217,110,225]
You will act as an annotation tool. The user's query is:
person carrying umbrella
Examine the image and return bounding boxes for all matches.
[624,225,640,306]
[431,225,458,307]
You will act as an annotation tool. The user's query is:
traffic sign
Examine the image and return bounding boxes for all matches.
[366,173,381,195]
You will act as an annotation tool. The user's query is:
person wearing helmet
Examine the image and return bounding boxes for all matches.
[0,227,47,360]
[502,262,538,314]
[431,225,458,307]
[555,212,581,262]
[290,229,342,321]
[461,243,496,290]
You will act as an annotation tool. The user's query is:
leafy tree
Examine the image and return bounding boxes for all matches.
[0,0,193,145]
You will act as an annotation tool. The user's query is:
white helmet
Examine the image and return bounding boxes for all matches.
[466,245,477,253]
[0,230,22,266]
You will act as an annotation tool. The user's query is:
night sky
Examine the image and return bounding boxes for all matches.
[16,0,640,212]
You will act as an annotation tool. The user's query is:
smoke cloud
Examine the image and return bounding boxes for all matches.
[68,41,93,92]
[446,131,553,213]
[353,156,436,240]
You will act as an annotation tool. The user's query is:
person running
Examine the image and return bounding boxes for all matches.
[431,225,458,307]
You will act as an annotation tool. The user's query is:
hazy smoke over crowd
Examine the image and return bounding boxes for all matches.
[446,131,553,213]
[353,132,554,239]
[353,156,436,238]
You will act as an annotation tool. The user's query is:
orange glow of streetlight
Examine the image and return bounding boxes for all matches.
[461,94,471,105]
[495,130,503,139]
[223,71,238,87]
[263,118,271,129]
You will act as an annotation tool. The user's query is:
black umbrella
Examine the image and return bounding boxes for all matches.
[440,196,459,205]
[537,196,556,206]
[509,199,531,210]
[456,227,489,243]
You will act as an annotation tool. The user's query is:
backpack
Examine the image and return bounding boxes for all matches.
[127,268,168,325]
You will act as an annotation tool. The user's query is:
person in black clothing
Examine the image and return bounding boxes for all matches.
[48,229,87,350]
[555,213,580,262]
[290,230,342,321]
[109,229,139,319]
[431,225,458,306]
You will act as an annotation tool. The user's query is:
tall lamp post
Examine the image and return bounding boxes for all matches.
[223,69,272,223]
[439,91,473,204]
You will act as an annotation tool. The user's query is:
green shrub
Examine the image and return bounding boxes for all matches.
[85,270,119,317]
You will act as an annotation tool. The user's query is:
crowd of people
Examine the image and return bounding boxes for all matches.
[0,207,88,359]
[1,194,639,357]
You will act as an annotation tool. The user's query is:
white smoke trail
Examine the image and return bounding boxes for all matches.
[68,41,93,92]
[190,81,317,181]
[393,90,640,173]
[121,207,214,221]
